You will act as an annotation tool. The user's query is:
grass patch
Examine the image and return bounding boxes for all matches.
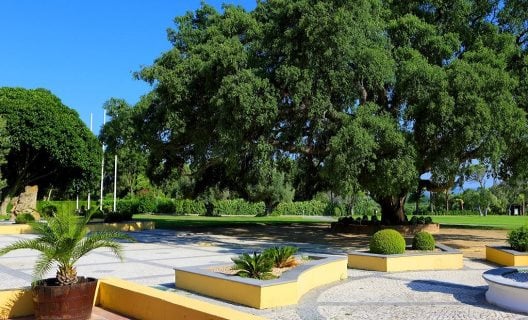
[133,214,334,229]
[427,215,528,230]
[133,213,528,230]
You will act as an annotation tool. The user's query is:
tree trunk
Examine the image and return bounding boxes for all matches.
[0,196,10,215]
[379,195,407,225]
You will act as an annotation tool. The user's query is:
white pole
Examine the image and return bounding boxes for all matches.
[113,155,117,212]
[76,194,79,210]
[100,112,106,210]
[88,112,93,210]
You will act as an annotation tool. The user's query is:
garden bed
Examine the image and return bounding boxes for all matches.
[348,243,462,272]
[331,223,440,235]
[486,246,528,266]
[174,254,348,309]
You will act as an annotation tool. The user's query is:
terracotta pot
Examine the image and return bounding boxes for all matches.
[32,277,97,320]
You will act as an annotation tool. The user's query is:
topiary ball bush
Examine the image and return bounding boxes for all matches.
[508,225,528,252]
[412,231,435,251]
[369,229,406,254]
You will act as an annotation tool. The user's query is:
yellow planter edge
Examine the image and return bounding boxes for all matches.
[175,254,348,309]
[0,278,263,320]
[348,244,464,272]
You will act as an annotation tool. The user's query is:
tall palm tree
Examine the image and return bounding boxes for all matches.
[0,210,133,285]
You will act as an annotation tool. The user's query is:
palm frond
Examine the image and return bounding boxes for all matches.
[0,239,54,257]
[263,246,299,268]
[33,254,55,281]
[231,252,273,279]
[0,210,133,282]
[70,231,133,264]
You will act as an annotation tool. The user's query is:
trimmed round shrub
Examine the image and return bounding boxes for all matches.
[508,225,528,252]
[412,231,435,251]
[369,229,406,254]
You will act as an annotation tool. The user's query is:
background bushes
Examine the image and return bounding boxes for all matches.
[212,199,265,216]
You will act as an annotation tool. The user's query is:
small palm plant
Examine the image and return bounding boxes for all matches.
[0,210,132,285]
[263,246,299,268]
[231,252,274,280]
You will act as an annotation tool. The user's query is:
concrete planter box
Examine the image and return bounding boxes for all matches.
[486,246,528,266]
[348,243,463,272]
[483,267,528,314]
[331,223,439,235]
[174,254,348,309]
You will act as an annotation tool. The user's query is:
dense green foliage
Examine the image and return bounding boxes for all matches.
[113,0,528,225]
[14,213,35,224]
[212,199,265,216]
[100,98,152,198]
[263,246,299,268]
[412,231,435,251]
[273,200,328,216]
[0,210,132,284]
[0,117,9,191]
[0,88,101,205]
[508,225,528,252]
[231,252,274,280]
[369,229,406,254]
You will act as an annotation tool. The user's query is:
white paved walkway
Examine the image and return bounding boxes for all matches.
[0,230,526,320]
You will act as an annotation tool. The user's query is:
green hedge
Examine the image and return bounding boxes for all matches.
[425,210,481,216]
[273,200,326,216]
[212,199,265,216]
[174,199,206,215]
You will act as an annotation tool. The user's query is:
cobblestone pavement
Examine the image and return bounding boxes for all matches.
[0,229,527,320]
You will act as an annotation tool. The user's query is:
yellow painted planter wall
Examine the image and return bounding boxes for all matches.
[0,224,33,234]
[175,256,348,309]
[348,246,463,272]
[0,288,33,319]
[0,278,263,320]
[98,278,264,320]
[0,221,154,235]
[87,221,155,232]
[486,246,528,266]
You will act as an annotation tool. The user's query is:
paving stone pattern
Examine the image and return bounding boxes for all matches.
[0,230,527,320]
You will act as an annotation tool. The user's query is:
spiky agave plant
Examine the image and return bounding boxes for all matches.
[0,210,133,286]
[231,252,274,280]
[263,246,299,268]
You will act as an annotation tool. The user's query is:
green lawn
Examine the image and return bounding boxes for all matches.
[426,215,528,230]
[133,213,528,230]
[133,214,334,229]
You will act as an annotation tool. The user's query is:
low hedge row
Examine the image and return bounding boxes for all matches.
[273,200,347,216]
[37,199,368,217]
[212,199,265,216]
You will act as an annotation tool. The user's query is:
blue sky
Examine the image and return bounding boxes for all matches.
[0,0,255,132]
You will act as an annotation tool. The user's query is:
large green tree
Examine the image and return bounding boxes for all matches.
[134,1,528,223]
[100,97,150,198]
[0,88,101,213]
